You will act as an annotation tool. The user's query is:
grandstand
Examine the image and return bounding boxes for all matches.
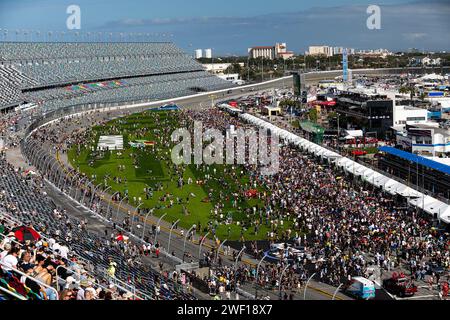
[0,43,202,87]
[0,42,234,111]
[0,41,233,300]
[0,65,36,110]
[0,157,195,300]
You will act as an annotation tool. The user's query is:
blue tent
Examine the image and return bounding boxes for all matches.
[379,146,450,175]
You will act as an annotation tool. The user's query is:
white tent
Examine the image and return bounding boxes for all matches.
[439,206,450,224]
[424,201,448,217]
[383,179,402,194]
[397,186,422,199]
[239,112,449,224]
[343,130,364,140]
[388,183,409,196]
[420,73,444,81]
[362,169,377,182]
[344,161,363,175]
[408,195,438,211]
[337,157,352,168]
[309,145,322,154]
[373,176,390,188]
[316,148,327,157]
[354,165,367,177]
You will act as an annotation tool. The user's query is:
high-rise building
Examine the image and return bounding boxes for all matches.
[205,49,212,59]
[275,43,294,60]
[195,49,203,59]
[248,46,276,59]
[248,43,294,60]
[333,47,355,56]
[307,46,333,57]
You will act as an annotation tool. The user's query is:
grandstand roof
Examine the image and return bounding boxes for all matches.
[379,146,450,175]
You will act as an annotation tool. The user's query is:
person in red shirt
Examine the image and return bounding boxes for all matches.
[442,282,449,300]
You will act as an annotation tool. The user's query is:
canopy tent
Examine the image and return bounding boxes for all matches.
[323,152,341,162]
[337,157,352,168]
[423,201,448,217]
[315,148,327,157]
[345,130,364,138]
[344,161,362,175]
[362,169,377,181]
[396,186,422,199]
[354,165,368,177]
[373,176,391,188]
[408,195,438,211]
[383,179,401,194]
[309,145,322,154]
[240,112,450,224]
[385,183,409,196]
[420,73,444,81]
[439,206,450,224]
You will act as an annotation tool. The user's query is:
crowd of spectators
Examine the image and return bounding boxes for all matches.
[25,104,450,299]
[179,108,450,291]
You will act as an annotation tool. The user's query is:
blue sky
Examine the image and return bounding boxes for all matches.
[0,0,449,55]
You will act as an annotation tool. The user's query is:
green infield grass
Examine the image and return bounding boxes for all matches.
[69,110,293,241]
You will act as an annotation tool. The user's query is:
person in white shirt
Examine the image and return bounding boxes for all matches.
[1,247,20,271]
[59,245,69,259]
[48,237,56,249]
[0,243,11,260]
[53,242,61,254]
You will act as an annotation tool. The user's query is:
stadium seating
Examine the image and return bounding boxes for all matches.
[0,42,234,110]
[0,42,234,299]
[0,43,204,88]
[0,65,37,108]
[0,157,195,300]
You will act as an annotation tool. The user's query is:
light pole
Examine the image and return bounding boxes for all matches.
[336,113,341,151]
[130,203,143,233]
[115,196,128,222]
[81,181,93,206]
[49,161,59,183]
[247,56,250,82]
[261,57,264,82]
[303,273,316,300]
[198,232,210,262]
[107,192,120,219]
[215,239,227,263]
[167,219,180,255]
[233,247,246,292]
[255,253,268,298]
[279,264,290,299]
[141,209,154,240]
[98,186,112,215]
[57,171,67,190]
[74,177,87,201]
[89,183,104,209]
[154,213,167,244]
[183,225,196,260]
[63,171,75,194]
[332,283,344,300]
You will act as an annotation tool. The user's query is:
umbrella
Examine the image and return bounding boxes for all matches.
[12,226,41,242]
